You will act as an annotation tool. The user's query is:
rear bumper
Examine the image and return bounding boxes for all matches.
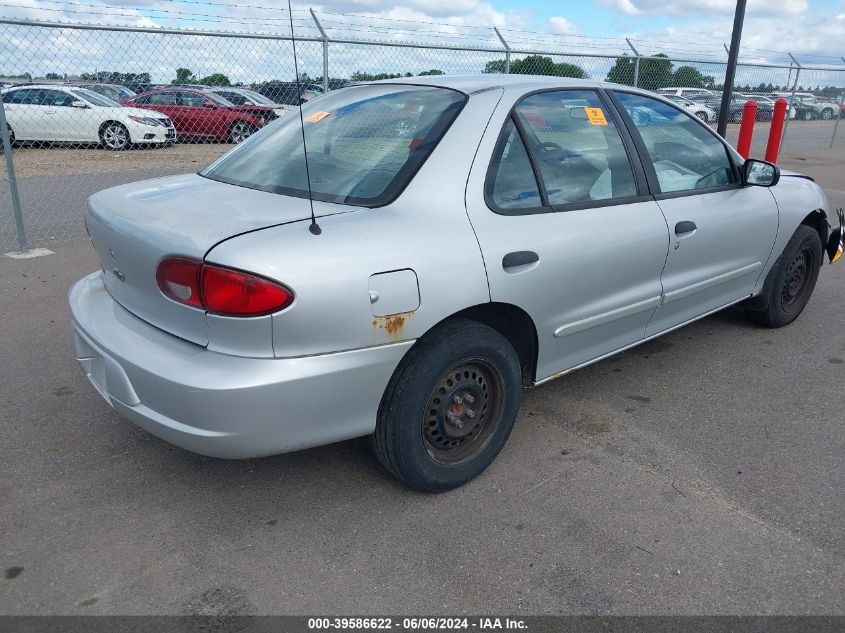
[69,272,412,458]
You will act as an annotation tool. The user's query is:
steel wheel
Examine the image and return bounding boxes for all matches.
[695,112,708,122]
[802,111,813,121]
[780,247,815,310]
[422,358,505,465]
[101,123,130,150]
[821,109,833,120]
[229,121,253,144]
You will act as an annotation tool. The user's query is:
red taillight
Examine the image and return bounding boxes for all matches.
[156,257,202,308]
[156,257,293,316]
[202,264,293,316]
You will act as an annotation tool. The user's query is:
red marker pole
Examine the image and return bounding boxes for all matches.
[736,100,757,158]
[765,98,789,163]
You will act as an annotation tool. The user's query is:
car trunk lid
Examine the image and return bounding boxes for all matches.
[84,173,336,345]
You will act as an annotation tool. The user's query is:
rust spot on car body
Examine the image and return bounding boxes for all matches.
[372,311,414,339]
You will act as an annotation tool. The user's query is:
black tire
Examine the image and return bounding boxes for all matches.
[820,108,834,121]
[1,124,13,150]
[228,120,255,144]
[99,121,131,150]
[746,225,822,328]
[802,110,814,121]
[371,318,522,492]
[695,112,708,123]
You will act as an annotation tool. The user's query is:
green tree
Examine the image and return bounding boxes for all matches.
[197,73,230,86]
[672,65,715,88]
[44,72,62,80]
[418,69,445,76]
[635,54,673,90]
[510,55,587,78]
[172,67,195,84]
[483,59,507,74]
[606,55,636,85]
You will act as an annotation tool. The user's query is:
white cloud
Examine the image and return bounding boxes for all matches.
[548,16,577,34]
[604,0,808,17]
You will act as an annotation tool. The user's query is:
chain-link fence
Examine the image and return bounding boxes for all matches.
[1,16,845,250]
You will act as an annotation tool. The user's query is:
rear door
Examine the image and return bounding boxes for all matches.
[465,88,670,381]
[610,90,779,337]
[2,88,42,140]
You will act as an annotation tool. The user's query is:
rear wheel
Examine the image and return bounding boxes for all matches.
[228,120,255,144]
[802,110,814,121]
[746,225,822,328]
[100,122,130,150]
[0,124,12,151]
[372,319,522,492]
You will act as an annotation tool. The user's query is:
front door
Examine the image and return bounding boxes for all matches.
[611,91,779,336]
[465,88,670,381]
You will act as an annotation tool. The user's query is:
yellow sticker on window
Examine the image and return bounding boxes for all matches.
[584,107,608,126]
[305,111,331,123]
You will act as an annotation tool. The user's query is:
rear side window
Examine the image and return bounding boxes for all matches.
[615,92,736,194]
[486,89,638,213]
[489,120,542,210]
[202,84,466,207]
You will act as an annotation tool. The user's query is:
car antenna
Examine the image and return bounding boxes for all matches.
[287,0,321,235]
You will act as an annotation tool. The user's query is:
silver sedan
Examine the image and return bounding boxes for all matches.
[70,75,841,491]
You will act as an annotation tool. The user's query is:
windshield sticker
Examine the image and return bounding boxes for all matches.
[584,107,608,126]
[306,111,331,123]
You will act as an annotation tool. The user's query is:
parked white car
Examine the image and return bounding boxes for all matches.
[665,94,716,122]
[0,84,175,149]
[207,87,293,118]
[657,87,714,100]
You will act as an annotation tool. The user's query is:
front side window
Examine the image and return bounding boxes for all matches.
[615,92,736,194]
[217,91,247,105]
[40,89,74,107]
[510,90,638,207]
[202,84,465,207]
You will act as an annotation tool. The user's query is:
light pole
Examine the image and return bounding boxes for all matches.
[717,0,748,138]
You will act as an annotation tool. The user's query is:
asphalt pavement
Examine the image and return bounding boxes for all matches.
[0,158,843,616]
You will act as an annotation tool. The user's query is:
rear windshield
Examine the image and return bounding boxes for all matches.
[201,84,466,207]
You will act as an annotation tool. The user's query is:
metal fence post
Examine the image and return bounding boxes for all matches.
[626,39,640,87]
[0,97,28,253]
[494,27,510,74]
[310,8,329,93]
[780,53,801,153]
[830,88,845,149]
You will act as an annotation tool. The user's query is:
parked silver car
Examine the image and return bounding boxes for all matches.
[70,75,839,491]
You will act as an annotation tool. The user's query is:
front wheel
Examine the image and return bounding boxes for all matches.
[695,112,708,123]
[746,225,822,328]
[820,108,834,120]
[372,319,522,492]
[228,120,255,144]
[100,122,131,150]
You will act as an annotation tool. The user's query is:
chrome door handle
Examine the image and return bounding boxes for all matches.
[675,221,697,235]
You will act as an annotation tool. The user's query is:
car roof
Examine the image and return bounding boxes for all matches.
[372,74,616,94]
[3,84,73,90]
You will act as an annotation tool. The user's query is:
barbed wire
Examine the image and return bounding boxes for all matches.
[0,1,841,67]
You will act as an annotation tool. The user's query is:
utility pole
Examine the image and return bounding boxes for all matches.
[717,0,748,138]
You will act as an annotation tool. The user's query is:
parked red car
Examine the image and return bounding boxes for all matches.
[121,88,277,143]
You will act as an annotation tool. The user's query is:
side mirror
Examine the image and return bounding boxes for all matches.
[743,159,780,187]
[70,100,88,108]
